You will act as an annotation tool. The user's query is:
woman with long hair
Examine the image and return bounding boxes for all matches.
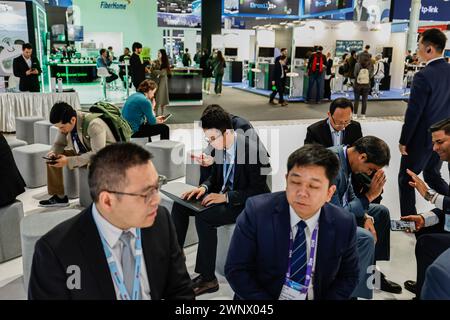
[213,50,226,95]
[152,48,171,116]
[353,53,374,119]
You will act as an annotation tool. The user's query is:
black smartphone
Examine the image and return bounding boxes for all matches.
[42,156,58,164]
[163,113,173,121]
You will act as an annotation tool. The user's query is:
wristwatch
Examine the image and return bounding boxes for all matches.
[424,189,437,202]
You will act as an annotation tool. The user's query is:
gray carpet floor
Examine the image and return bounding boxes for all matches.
[162,86,407,124]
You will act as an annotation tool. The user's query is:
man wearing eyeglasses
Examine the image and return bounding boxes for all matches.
[171,107,271,296]
[29,143,194,300]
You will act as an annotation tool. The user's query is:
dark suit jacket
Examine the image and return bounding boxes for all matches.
[421,248,450,300]
[0,134,26,207]
[304,118,362,147]
[272,60,287,86]
[28,205,195,300]
[225,192,359,300]
[13,55,41,92]
[399,59,450,153]
[203,133,270,208]
[129,53,146,89]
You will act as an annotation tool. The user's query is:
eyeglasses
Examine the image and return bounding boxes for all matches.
[105,185,160,204]
[331,115,351,128]
[204,131,223,144]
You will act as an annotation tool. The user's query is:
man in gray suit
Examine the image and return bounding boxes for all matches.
[39,102,117,207]
[421,248,450,300]
[328,136,402,296]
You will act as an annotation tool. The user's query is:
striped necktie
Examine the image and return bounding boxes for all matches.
[290,220,308,284]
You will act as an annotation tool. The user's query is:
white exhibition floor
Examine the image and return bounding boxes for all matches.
[1,118,444,300]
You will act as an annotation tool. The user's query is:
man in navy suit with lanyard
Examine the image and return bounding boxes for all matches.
[171,107,271,296]
[225,145,359,300]
[398,28,450,217]
[29,143,194,300]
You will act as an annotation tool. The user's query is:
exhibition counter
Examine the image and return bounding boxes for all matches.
[49,63,98,84]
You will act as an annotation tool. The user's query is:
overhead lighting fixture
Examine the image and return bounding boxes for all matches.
[280,21,287,26]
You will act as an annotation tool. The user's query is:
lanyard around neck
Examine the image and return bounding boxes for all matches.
[221,133,237,193]
[99,228,143,300]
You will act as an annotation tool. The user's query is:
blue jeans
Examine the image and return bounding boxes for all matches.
[307,72,323,102]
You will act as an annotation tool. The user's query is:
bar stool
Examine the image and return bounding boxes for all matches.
[97,67,111,101]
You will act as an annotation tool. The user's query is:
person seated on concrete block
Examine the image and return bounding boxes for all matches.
[225,145,359,300]
[39,102,116,207]
[121,79,170,142]
[0,133,26,207]
[29,143,194,300]
[171,106,271,296]
[196,104,269,184]
[328,136,402,296]
[401,118,450,298]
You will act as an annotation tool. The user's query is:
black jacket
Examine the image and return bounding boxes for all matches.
[13,55,41,92]
[304,118,363,147]
[129,53,146,89]
[272,60,287,85]
[203,133,271,208]
[0,134,26,207]
[28,205,194,300]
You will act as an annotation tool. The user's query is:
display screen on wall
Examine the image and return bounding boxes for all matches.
[225,48,238,56]
[0,1,29,76]
[350,0,391,23]
[51,24,66,42]
[393,0,450,22]
[258,47,275,57]
[224,0,300,18]
[335,40,364,57]
[47,0,73,7]
[445,50,450,58]
[295,46,315,59]
[68,25,84,42]
[158,0,202,28]
[302,0,353,17]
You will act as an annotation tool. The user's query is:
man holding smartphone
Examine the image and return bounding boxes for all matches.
[13,43,41,92]
[401,118,450,298]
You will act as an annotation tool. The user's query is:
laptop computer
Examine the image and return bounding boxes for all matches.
[160,182,219,213]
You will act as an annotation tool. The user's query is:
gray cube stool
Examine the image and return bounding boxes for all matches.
[144,140,185,181]
[20,209,80,292]
[33,120,53,145]
[130,137,149,147]
[15,116,44,144]
[215,224,236,277]
[0,201,24,263]
[186,149,202,186]
[5,136,27,149]
[49,126,59,145]
[159,192,198,247]
[63,167,79,199]
[12,144,51,188]
[78,166,92,208]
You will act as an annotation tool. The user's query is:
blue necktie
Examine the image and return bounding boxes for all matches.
[290,220,308,284]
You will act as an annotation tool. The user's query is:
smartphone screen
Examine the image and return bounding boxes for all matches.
[163,113,173,121]
[390,220,415,231]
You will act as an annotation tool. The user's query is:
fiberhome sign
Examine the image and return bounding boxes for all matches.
[100,0,131,10]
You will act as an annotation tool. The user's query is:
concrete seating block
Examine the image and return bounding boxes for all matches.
[12,144,51,188]
[215,224,236,277]
[20,209,80,292]
[0,201,24,263]
[49,126,59,145]
[130,137,149,147]
[63,166,79,199]
[78,166,91,208]
[5,136,27,149]
[159,192,198,247]
[33,120,53,145]
[144,140,185,181]
[15,116,44,144]
[185,149,202,186]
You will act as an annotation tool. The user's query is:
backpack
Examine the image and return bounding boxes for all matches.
[82,101,133,143]
[357,68,370,85]
[310,53,324,74]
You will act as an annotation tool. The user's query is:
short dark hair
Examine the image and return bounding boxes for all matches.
[420,28,447,53]
[429,118,450,135]
[329,98,354,115]
[107,46,113,50]
[317,46,323,52]
[352,136,390,167]
[132,42,142,52]
[185,48,189,52]
[287,144,340,184]
[49,102,77,124]
[200,104,232,133]
[281,48,287,52]
[351,50,356,56]
[22,43,32,51]
[365,45,370,50]
[88,143,153,202]
[99,48,107,56]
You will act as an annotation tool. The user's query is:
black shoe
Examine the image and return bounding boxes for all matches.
[404,280,416,294]
[379,273,402,294]
[269,100,277,105]
[193,276,219,296]
[39,195,69,207]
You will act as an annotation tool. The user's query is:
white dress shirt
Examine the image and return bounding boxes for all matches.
[92,203,151,300]
[289,206,320,300]
[327,119,344,147]
[23,55,32,69]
